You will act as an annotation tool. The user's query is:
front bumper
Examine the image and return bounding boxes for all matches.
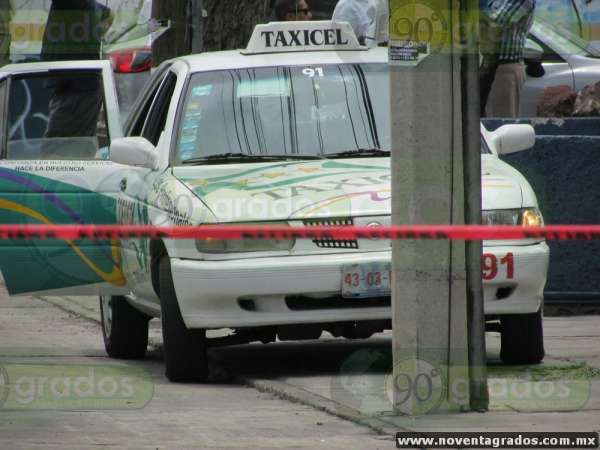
[482,242,549,315]
[171,243,549,329]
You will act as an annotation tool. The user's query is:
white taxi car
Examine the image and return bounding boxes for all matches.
[0,21,549,382]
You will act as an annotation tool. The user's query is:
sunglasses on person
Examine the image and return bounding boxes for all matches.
[295,8,311,14]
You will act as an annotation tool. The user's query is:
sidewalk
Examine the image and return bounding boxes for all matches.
[243,318,600,435]
[40,294,600,437]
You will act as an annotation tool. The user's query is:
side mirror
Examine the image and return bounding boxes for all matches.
[492,124,536,155]
[109,137,158,170]
[524,39,545,78]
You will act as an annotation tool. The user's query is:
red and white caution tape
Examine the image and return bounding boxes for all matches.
[0,224,599,240]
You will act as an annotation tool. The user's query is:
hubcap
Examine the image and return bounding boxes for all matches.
[100,296,112,337]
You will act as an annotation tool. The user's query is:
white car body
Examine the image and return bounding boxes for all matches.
[166,127,549,329]
[0,23,548,365]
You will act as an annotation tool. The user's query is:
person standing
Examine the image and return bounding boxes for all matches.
[273,0,313,21]
[0,0,12,67]
[332,0,388,47]
[41,0,112,139]
[480,0,536,117]
[41,0,112,62]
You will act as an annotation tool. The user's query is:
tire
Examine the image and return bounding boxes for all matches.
[500,309,545,365]
[100,295,150,359]
[159,255,208,382]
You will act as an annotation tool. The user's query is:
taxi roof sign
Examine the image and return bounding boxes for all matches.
[243,21,366,55]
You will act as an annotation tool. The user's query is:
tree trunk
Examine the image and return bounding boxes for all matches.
[152,0,271,65]
[151,0,191,66]
[202,0,270,52]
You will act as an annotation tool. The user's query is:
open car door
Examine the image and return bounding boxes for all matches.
[0,60,129,296]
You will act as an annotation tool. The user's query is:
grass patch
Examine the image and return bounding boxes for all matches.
[488,362,600,381]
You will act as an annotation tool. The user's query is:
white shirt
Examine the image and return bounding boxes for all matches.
[332,0,388,47]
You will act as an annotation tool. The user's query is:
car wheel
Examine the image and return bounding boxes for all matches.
[500,309,545,365]
[159,255,208,382]
[100,295,150,359]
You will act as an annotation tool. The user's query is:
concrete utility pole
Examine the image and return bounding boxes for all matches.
[459,0,489,412]
[389,0,487,414]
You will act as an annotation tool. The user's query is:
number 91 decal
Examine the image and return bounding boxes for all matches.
[482,253,514,281]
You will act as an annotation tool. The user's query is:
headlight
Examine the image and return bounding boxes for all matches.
[481,209,520,226]
[482,208,543,226]
[195,222,295,253]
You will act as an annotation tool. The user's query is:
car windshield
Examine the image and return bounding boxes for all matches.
[175,63,487,163]
[532,16,600,58]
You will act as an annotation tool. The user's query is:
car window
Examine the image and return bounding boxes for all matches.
[141,72,177,146]
[528,35,564,63]
[532,17,599,59]
[5,70,109,160]
[126,63,173,137]
[129,80,164,137]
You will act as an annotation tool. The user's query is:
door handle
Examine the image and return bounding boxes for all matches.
[120,178,127,192]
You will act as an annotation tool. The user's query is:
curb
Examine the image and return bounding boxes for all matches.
[36,296,101,324]
[237,375,402,437]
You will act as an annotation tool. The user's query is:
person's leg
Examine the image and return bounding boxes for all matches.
[45,91,77,138]
[514,61,526,115]
[70,90,103,137]
[0,0,11,67]
[43,89,103,158]
[486,62,526,118]
[479,54,499,117]
[45,89,102,138]
[0,33,9,67]
[479,20,501,117]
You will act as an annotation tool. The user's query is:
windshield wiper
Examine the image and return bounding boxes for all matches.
[267,154,325,160]
[182,153,261,164]
[182,153,325,165]
[324,148,390,158]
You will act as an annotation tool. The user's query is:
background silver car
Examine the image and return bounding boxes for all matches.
[490,16,600,117]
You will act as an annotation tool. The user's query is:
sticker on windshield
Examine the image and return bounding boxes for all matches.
[192,85,213,97]
[179,142,196,160]
[310,103,346,121]
[179,134,196,145]
[389,0,450,66]
[237,78,290,98]
[302,67,324,78]
[389,40,430,65]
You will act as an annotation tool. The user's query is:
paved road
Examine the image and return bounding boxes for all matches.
[0,293,392,449]
[3,290,599,447]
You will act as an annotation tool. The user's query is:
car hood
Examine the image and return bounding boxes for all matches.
[173,158,391,222]
[481,156,524,210]
[173,156,526,223]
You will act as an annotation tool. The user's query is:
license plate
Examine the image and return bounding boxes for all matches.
[342,263,392,299]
